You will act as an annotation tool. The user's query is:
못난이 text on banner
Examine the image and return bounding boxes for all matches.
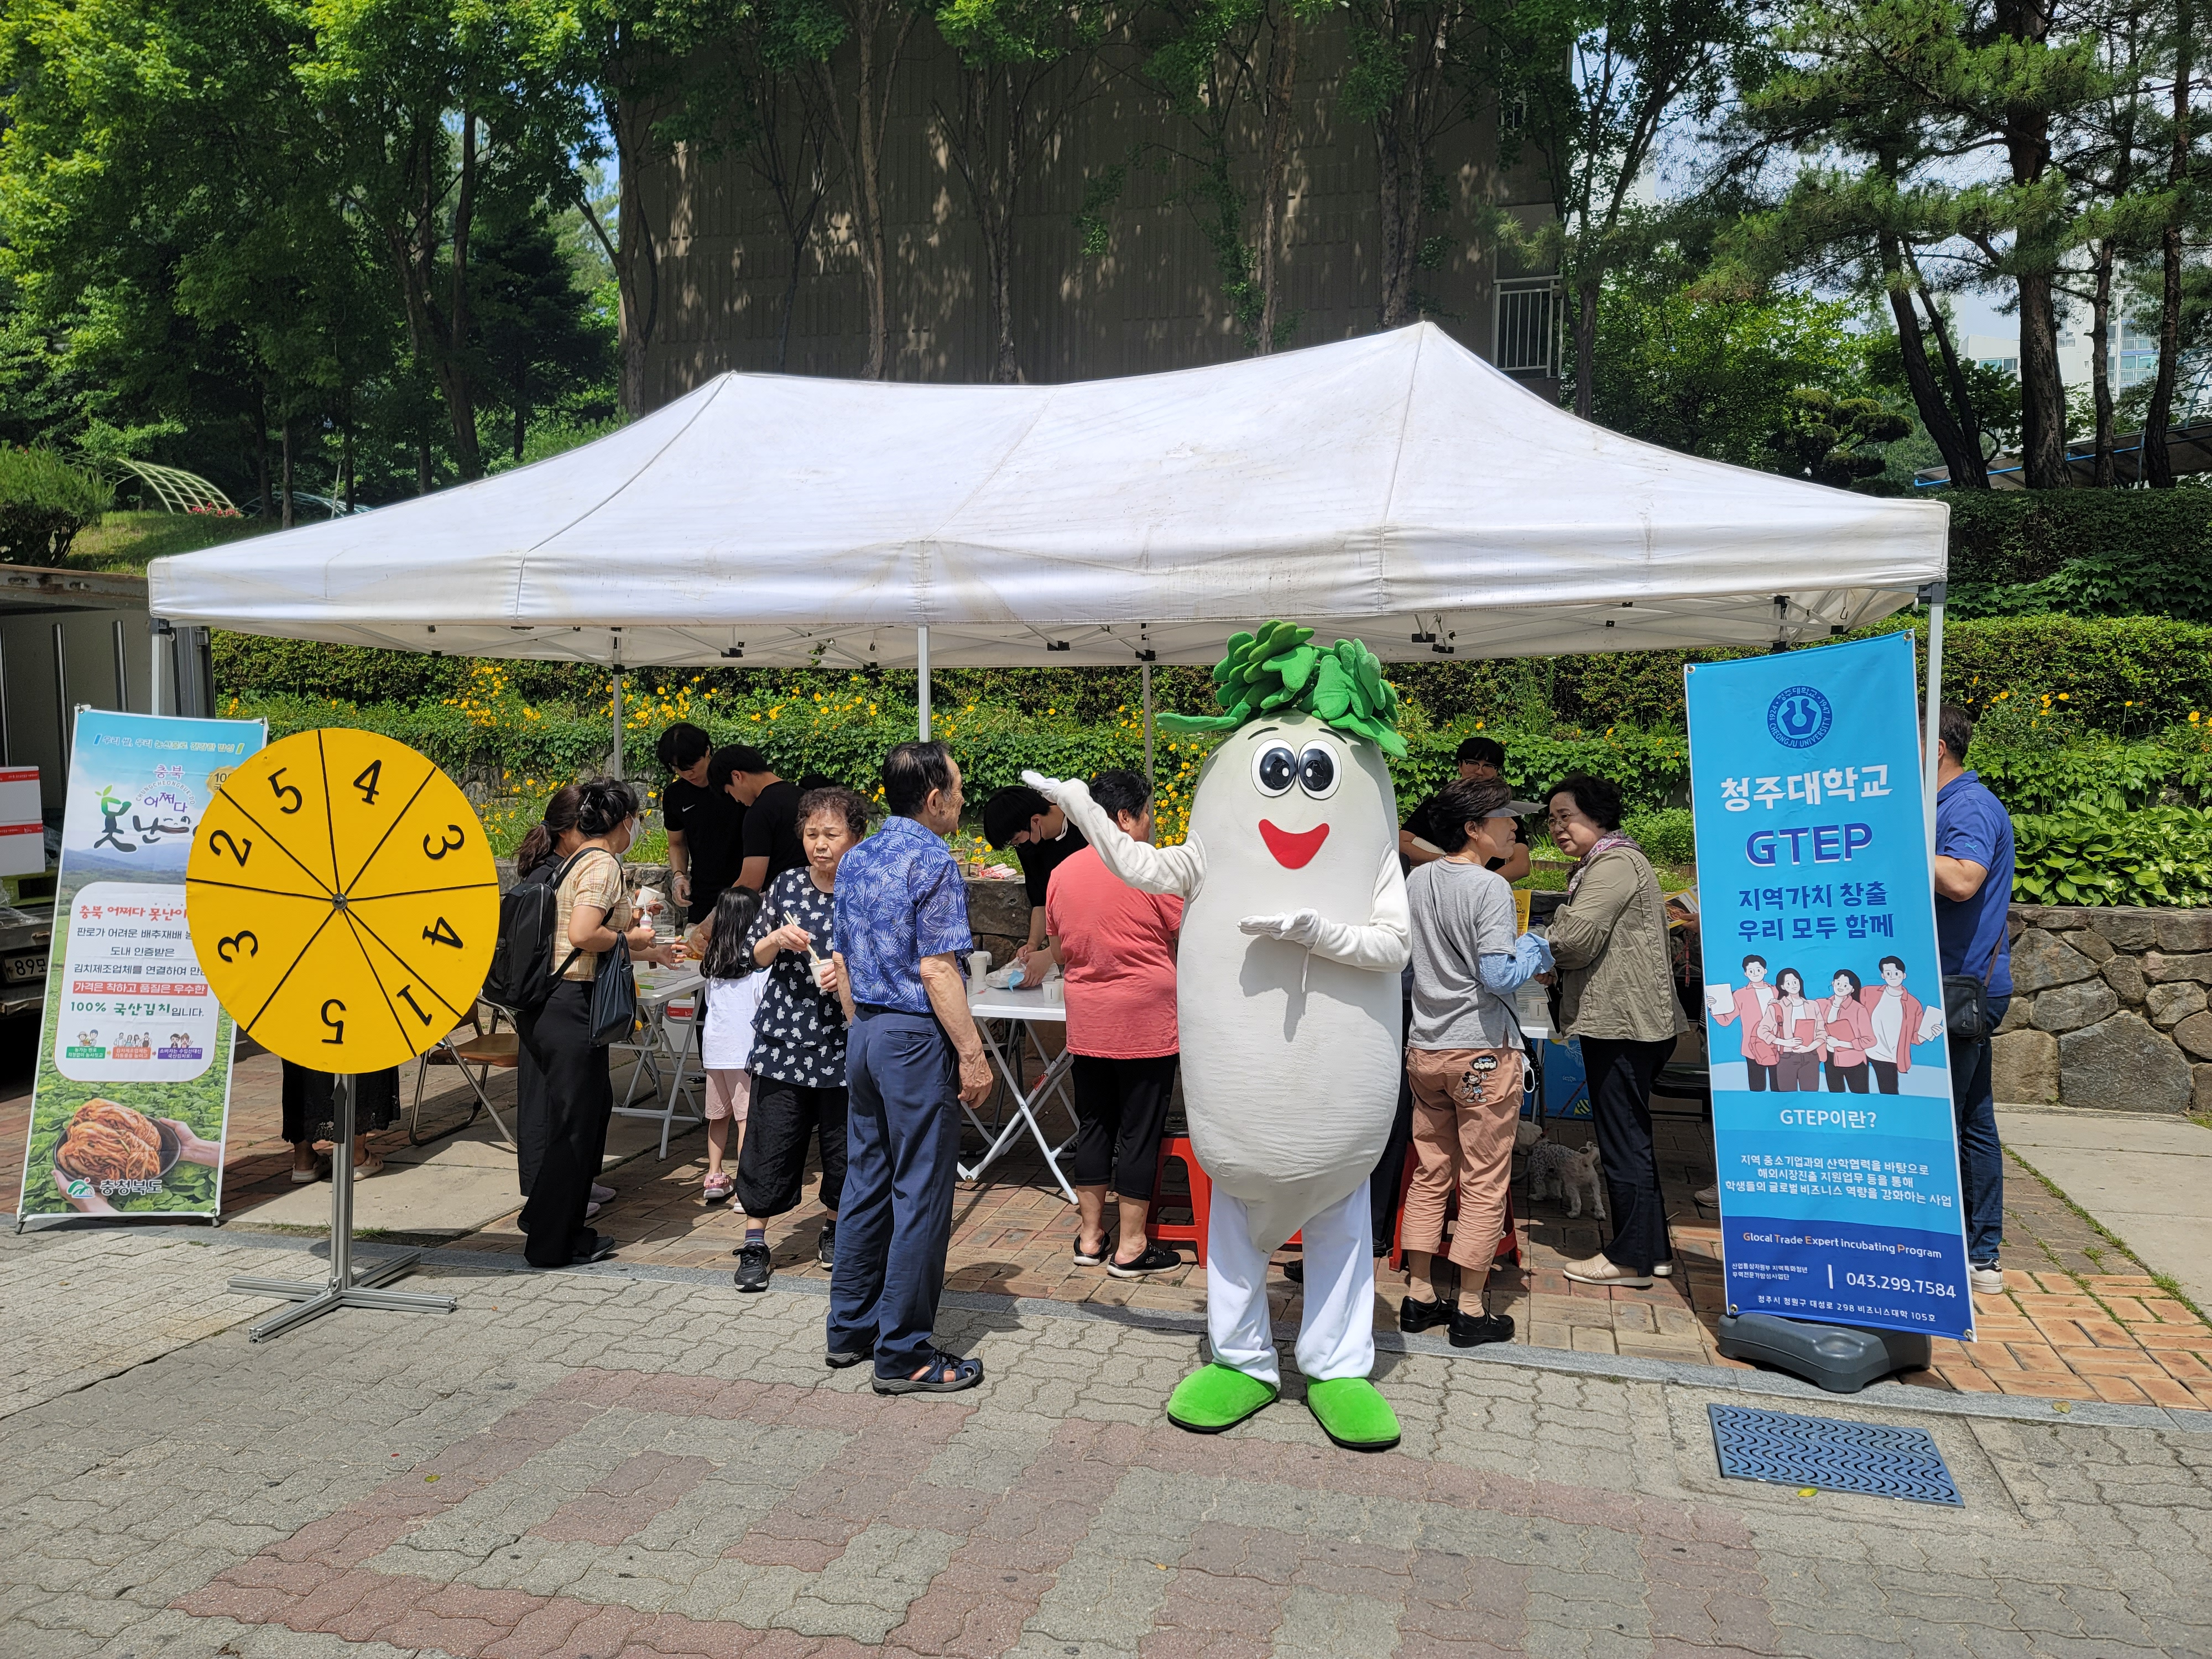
[1685,632,1974,1340]
[15,709,264,1223]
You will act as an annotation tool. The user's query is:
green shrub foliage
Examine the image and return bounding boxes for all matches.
[0,446,112,565]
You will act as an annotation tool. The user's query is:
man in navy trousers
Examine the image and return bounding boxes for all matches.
[828,740,995,1394]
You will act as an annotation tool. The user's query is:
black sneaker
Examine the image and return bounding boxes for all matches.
[816,1223,836,1269]
[1399,1295,1456,1333]
[1107,1244,1181,1279]
[733,1240,772,1292]
[1448,1307,1514,1348]
[1282,1257,1305,1284]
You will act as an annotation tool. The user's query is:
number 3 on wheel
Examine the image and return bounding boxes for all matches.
[185,729,500,1073]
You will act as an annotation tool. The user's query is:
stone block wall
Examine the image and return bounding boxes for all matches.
[1995,905,2212,1114]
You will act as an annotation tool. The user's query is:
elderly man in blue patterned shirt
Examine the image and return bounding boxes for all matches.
[827,740,994,1393]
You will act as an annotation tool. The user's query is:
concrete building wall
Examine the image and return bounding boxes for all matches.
[633,17,1556,406]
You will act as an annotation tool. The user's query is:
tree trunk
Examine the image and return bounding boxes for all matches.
[280,415,294,529]
[416,440,431,496]
[514,361,528,462]
[2143,0,2192,488]
[855,15,893,380]
[438,112,483,480]
[342,405,355,514]
[1255,11,1300,353]
[1996,0,2067,488]
[1880,234,1986,488]
[2090,241,2117,488]
[1572,276,1599,420]
[609,95,661,414]
[1916,286,1992,487]
[254,401,270,520]
[2016,273,2068,487]
[988,67,1020,383]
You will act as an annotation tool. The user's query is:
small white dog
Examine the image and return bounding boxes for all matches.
[1527,1136,1606,1220]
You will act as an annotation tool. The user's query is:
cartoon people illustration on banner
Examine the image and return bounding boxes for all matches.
[1708,953,1942,1093]
[1756,969,1824,1091]
[1706,954,1780,1088]
[1860,954,1943,1093]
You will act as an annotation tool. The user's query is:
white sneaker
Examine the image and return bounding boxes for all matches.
[1693,1185,1718,1207]
[1562,1253,1654,1288]
[589,1182,615,1204]
[1652,1262,1673,1278]
[1969,1262,2005,1295]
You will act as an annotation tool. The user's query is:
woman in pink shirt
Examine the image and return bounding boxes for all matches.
[1819,969,1874,1093]
[1041,769,1185,1277]
[1755,968,1825,1092]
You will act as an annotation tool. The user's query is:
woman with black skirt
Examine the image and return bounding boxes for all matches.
[510,785,584,1199]
[517,779,683,1267]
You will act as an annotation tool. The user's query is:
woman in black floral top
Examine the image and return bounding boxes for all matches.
[732,785,868,1292]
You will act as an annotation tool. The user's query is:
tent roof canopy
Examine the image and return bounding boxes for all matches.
[149,323,1948,670]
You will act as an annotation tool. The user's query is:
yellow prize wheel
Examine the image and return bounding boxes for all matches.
[186,729,500,1073]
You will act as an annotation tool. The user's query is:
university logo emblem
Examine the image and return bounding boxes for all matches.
[1766,685,1833,750]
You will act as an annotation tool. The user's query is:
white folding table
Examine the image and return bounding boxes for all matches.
[961,983,1080,1203]
[612,964,705,1157]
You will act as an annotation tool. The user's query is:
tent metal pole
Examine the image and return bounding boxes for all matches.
[1921,583,1945,865]
[917,627,931,740]
[1141,662,1154,785]
[148,618,172,717]
[611,665,624,779]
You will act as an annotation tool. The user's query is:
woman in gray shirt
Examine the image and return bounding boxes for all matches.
[1400,776,1553,1347]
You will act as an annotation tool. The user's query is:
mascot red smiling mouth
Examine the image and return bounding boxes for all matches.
[1258,820,1329,868]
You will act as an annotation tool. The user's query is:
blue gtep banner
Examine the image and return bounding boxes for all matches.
[1685,633,1973,1340]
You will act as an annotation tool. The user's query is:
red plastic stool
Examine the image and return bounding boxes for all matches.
[1148,1136,1213,1266]
[1390,1145,1519,1271]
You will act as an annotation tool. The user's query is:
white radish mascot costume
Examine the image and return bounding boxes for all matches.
[1024,622,1409,1449]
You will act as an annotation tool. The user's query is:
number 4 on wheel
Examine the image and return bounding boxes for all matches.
[185,729,500,1073]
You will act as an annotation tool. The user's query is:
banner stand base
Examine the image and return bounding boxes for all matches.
[225,1074,457,1342]
[1717,1313,1932,1394]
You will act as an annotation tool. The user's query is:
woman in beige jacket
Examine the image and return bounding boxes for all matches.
[1543,772,1689,1288]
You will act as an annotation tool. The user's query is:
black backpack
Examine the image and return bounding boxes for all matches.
[482,850,591,1017]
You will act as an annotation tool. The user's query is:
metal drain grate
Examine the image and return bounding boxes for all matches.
[1707,1405,1962,1506]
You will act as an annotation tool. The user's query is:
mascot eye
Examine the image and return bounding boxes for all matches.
[1298,743,1340,799]
[1252,744,1297,796]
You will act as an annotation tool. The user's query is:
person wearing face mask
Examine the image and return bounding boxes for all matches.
[516,778,686,1269]
[1541,771,1687,1290]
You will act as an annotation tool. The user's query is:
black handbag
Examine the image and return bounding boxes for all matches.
[586,931,639,1048]
[1942,930,2007,1044]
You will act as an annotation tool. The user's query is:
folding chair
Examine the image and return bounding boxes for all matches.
[407,1005,521,1149]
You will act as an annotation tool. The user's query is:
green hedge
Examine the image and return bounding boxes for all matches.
[1946,490,2212,619]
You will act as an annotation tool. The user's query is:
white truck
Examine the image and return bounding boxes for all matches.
[1,567,214,1018]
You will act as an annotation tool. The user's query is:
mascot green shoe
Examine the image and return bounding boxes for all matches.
[1303,1376,1401,1451]
[1167,1363,1279,1433]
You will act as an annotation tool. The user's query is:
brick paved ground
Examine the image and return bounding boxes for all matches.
[7,1024,2211,1409]
[1,1225,2208,1658]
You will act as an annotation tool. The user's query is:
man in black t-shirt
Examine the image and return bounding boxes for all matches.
[1400,736,1532,880]
[983,784,1090,984]
[715,745,806,890]
[659,723,746,925]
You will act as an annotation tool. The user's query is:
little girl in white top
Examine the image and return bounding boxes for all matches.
[696,885,766,1206]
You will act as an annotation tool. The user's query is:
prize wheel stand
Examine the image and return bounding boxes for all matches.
[189,728,498,1343]
[225,1073,457,1341]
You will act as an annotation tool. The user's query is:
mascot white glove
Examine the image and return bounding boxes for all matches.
[1237,910,1324,950]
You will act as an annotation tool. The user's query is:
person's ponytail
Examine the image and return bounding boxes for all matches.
[517,782,587,877]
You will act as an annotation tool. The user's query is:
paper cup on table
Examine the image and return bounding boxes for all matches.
[967,950,991,988]
[1041,974,1064,1005]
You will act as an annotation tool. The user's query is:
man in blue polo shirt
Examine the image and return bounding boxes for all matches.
[828,740,994,1394]
[1932,703,2015,1299]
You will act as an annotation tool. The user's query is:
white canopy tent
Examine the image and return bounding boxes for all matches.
[147,321,1953,814]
